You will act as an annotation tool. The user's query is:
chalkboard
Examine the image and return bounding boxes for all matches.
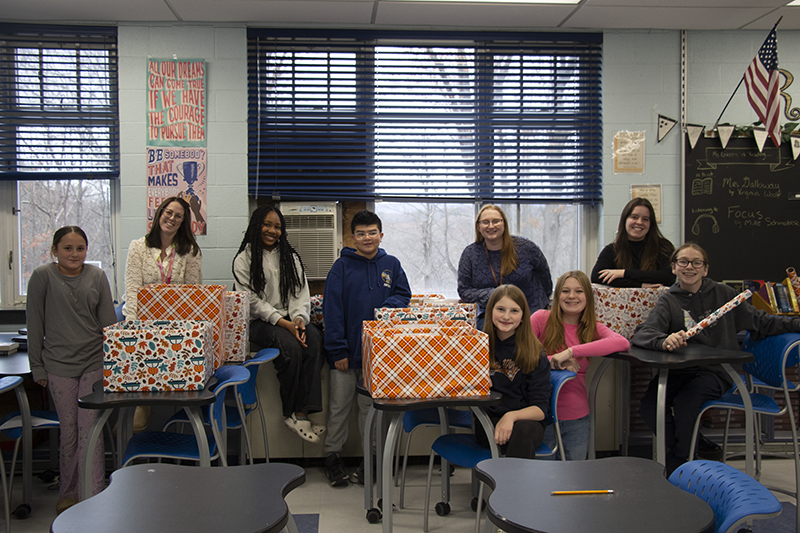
[684,135,800,282]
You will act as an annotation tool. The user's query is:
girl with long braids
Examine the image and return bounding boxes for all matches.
[233,205,325,443]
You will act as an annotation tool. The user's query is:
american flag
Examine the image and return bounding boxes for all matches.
[743,29,780,147]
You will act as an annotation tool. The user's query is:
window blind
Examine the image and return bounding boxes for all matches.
[0,24,119,180]
[248,29,602,204]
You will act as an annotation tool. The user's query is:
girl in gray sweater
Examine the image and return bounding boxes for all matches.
[26,226,117,514]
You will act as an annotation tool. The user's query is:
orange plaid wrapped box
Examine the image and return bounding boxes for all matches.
[137,284,227,369]
[362,321,490,399]
[103,320,214,392]
[224,291,250,363]
[592,285,669,339]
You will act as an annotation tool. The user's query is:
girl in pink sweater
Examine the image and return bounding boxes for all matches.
[531,270,629,460]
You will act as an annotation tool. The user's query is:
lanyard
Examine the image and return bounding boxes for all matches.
[158,247,176,284]
[484,244,502,287]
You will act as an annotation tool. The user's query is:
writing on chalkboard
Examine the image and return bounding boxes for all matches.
[685,135,800,281]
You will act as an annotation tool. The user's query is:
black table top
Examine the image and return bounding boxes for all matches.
[51,462,306,533]
[475,456,715,533]
[78,379,215,409]
[370,391,502,412]
[609,344,753,369]
[0,332,30,375]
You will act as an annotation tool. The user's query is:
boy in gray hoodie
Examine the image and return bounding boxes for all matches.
[632,243,800,474]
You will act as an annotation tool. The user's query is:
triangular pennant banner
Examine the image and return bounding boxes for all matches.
[753,128,768,152]
[717,125,735,149]
[687,124,705,149]
[657,115,678,142]
[791,135,800,161]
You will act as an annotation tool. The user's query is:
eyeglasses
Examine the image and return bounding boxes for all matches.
[354,230,380,239]
[163,209,184,222]
[675,259,706,268]
[479,219,503,227]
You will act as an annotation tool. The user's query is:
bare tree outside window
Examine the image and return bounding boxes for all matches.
[376,202,577,298]
[17,180,113,295]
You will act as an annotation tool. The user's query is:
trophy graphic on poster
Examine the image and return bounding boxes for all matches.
[176,161,205,229]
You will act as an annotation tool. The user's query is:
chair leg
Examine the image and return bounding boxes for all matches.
[785,390,800,533]
[474,480,484,533]
[393,432,403,487]
[689,409,706,462]
[1,446,9,533]
[399,430,414,509]
[721,410,731,465]
[7,439,20,508]
[255,389,269,463]
[423,451,436,533]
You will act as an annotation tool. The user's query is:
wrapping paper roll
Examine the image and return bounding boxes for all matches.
[685,290,752,338]
[787,268,800,299]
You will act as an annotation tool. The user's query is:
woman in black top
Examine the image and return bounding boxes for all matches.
[591,198,675,288]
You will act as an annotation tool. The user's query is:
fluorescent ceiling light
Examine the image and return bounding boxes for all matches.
[389,0,581,4]
[788,0,800,5]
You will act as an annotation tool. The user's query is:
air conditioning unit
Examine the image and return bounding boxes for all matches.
[280,202,342,280]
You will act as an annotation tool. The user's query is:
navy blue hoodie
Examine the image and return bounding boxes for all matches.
[323,247,412,369]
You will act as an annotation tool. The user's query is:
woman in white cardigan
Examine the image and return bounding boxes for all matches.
[122,196,202,431]
[123,196,202,320]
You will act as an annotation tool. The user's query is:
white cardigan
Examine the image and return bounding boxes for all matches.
[123,236,203,320]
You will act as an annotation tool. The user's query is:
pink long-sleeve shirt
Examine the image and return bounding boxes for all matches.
[531,309,630,420]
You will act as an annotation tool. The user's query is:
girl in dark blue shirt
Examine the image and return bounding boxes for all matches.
[476,284,552,458]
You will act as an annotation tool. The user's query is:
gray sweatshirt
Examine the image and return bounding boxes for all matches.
[631,278,800,387]
[26,263,117,381]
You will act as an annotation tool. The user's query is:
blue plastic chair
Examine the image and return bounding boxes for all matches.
[688,332,800,532]
[536,369,577,460]
[0,410,59,492]
[163,348,280,465]
[122,365,251,467]
[397,407,473,509]
[0,376,25,533]
[669,460,782,533]
[422,370,575,533]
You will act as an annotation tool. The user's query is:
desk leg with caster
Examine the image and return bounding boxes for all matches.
[80,409,112,501]
[12,386,32,519]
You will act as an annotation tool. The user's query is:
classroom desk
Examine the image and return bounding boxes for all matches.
[587,345,755,476]
[362,387,502,533]
[0,332,34,517]
[474,456,715,533]
[51,462,305,533]
[77,380,215,500]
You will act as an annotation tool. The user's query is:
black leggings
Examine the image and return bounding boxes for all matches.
[476,417,545,459]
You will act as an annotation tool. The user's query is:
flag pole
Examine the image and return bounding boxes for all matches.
[712,16,783,131]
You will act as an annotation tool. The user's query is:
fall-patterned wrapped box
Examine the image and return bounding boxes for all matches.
[374,303,477,328]
[137,284,226,369]
[361,320,490,399]
[103,320,214,392]
[592,285,670,339]
[224,291,250,362]
[310,294,324,328]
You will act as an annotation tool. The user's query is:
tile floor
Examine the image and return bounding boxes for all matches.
[4,455,798,533]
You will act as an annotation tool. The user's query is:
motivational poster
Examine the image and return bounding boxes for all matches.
[146,58,206,147]
[146,147,207,235]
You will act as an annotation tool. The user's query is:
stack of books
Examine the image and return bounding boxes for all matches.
[0,341,19,356]
[736,279,800,314]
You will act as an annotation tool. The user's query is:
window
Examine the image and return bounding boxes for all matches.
[248,29,601,293]
[0,24,119,306]
[376,202,579,297]
[247,29,602,203]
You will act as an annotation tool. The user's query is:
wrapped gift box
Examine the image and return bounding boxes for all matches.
[310,294,324,328]
[375,303,477,327]
[224,291,250,363]
[362,321,489,399]
[103,320,214,392]
[137,284,226,369]
[592,285,669,339]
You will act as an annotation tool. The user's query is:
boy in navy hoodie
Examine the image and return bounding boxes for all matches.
[322,210,411,486]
